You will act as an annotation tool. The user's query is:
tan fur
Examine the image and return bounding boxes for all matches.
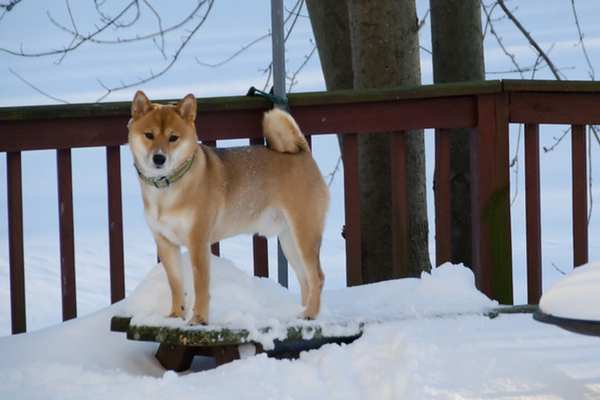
[262,108,310,153]
[128,91,329,324]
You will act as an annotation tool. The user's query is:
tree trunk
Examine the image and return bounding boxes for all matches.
[305,0,353,151]
[307,0,431,282]
[348,0,431,281]
[430,0,485,268]
[305,0,353,91]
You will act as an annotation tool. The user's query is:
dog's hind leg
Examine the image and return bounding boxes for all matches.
[279,228,309,306]
[155,234,185,319]
[282,212,325,319]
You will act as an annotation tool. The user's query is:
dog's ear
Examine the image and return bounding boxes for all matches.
[176,94,197,122]
[131,91,152,120]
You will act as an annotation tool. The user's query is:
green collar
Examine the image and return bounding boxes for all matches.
[135,151,196,189]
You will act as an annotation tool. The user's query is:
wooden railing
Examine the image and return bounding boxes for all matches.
[2,80,599,334]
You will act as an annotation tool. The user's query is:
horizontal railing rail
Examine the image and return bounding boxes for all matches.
[2,79,599,334]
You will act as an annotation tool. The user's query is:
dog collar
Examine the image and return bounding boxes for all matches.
[134,151,196,189]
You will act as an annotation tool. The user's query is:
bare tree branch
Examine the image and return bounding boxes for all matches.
[287,43,317,92]
[196,0,304,73]
[325,156,343,187]
[142,0,167,58]
[570,0,595,80]
[0,0,140,57]
[9,68,69,104]
[196,33,271,68]
[47,1,206,47]
[0,0,22,11]
[496,0,563,80]
[94,0,140,29]
[542,127,570,153]
[95,0,214,102]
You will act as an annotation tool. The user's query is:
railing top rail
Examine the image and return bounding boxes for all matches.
[502,79,600,93]
[3,80,600,123]
[0,80,508,122]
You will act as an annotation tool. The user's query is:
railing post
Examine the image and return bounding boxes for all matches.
[434,129,452,266]
[524,124,542,304]
[390,132,409,277]
[7,151,26,334]
[342,134,362,286]
[106,145,125,303]
[571,124,588,267]
[57,148,77,320]
[471,94,513,304]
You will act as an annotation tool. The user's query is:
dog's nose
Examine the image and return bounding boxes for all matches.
[153,154,166,166]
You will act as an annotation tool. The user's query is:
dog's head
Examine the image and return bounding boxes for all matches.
[128,91,198,177]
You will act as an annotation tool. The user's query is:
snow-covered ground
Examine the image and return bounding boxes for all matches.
[1,257,600,400]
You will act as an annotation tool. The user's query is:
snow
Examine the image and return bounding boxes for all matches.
[1,257,600,399]
[121,257,496,349]
[539,261,600,320]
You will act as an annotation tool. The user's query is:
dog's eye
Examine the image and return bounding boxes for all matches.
[169,135,179,143]
[144,132,154,140]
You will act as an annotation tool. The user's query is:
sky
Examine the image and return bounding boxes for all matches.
[1,0,600,332]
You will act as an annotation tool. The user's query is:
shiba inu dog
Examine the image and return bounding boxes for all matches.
[128,91,329,324]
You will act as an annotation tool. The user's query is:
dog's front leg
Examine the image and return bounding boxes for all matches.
[187,236,210,325]
[155,234,185,319]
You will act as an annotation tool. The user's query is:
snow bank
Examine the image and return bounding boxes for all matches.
[2,314,600,400]
[539,261,600,320]
[122,257,496,348]
[1,257,599,399]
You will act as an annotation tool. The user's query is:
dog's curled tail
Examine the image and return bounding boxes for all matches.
[262,108,310,153]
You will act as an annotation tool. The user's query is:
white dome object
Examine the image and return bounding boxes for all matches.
[539,262,600,320]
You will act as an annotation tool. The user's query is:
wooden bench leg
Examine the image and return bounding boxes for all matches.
[155,344,195,372]
[212,345,240,366]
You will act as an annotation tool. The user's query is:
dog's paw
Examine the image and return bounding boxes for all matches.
[188,315,208,326]
[168,305,185,320]
[302,310,318,321]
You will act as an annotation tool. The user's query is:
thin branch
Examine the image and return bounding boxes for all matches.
[325,156,342,187]
[142,0,167,58]
[552,262,567,276]
[8,68,69,104]
[496,0,562,80]
[94,0,140,29]
[196,0,303,73]
[95,0,214,101]
[47,1,206,46]
[0,0,22,11]
[0,0,139,57]
[260,0,304,92]
[570,0,595,80]
[196,33,271,68]
[481,0,526,78]
[542,127,570,153]
[486,64,575,75]
[287,43,317,92]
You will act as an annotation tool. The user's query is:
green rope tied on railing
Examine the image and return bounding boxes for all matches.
[246,86,289,111]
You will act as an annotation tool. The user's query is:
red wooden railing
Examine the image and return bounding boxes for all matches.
[1,80,599,334]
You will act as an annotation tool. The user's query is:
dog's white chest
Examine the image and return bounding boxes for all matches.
[143,195,191,246]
